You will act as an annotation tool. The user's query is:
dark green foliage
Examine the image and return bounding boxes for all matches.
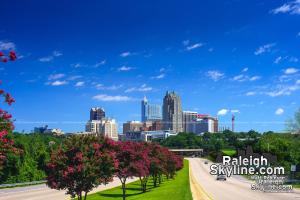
[0,132,64,184]
[160,130,300,179]
[160,132,203,149]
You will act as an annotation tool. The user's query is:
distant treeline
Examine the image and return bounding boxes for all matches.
[0,133,64,184]
[159,130,300,178]
[1,131,299,184]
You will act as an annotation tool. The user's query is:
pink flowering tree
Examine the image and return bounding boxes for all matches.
[0,51,17,63]
[0,50,17,170]
[132,142,150,193]
[114,141,144,200]
[148,143,166,187]
[163,149,183,179]
[46,135,116,200]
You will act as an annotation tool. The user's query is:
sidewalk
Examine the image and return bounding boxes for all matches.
[0,177,138,200]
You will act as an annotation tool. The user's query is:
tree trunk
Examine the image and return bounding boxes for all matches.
[84,192,87,200]
[153,175,157,187]
[158,175,162,184]
[139,177,143,191]
[143,179,148,192]
[122,182,126,200]
[77,192,82,200]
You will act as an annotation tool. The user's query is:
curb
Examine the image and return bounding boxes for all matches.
[189,163,213,200]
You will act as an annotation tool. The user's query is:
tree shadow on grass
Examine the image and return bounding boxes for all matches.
[99,192,143,198]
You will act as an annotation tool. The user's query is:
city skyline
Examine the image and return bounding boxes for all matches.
[1,1,300,133]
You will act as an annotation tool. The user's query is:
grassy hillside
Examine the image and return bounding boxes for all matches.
[87,160,192,200]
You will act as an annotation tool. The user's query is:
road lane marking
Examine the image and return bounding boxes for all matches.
[189,160,213,200]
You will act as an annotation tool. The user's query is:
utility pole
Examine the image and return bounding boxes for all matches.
[232,114,235,132]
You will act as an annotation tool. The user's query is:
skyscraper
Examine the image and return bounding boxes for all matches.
[90,107,105,120]
[141,96,162,122]
[162,91,183,133]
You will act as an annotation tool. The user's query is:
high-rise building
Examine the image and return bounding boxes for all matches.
[85,119,118,141]
[141,96,162,122]
[102,119,118,141]
[90,107,105,120]
[86,107,117,141]
[86,120,102,133]
[183,111,198,132]
[162,91,183,133]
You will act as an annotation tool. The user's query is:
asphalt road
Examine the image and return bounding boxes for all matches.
[0,177,137,200]
[188,158,300,200]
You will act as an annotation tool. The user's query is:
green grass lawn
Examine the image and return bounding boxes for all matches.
[294,184,300,188]
[87,160,192,200]
[222,149,236,156]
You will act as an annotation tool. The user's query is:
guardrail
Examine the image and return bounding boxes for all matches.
[0,180,46,188]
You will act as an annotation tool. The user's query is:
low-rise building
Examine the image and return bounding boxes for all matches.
[44,128,64,136]
[185,115,218,134]
[124,130,176,142]
[123,121,143,133]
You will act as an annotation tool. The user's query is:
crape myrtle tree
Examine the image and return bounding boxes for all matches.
[0,50,17,170]
[132,142,150,193]
[114,141,138,200]
[148,143,166,187]
[163,148,183,179]
[46,135,116,200]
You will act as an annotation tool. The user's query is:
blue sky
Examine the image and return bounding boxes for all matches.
[1,0,300,133]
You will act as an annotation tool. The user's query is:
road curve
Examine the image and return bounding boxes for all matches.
[188,158,300,200]
[0,177,137,200]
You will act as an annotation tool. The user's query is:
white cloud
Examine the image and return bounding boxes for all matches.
[125,84,153,93]
[39,56,53,62]
[93,94,132,102]
[206,70,224,81]
[246,91,256,96]
[232,74,260,82]
[274,56,282,64]
[49,80,68,86]
[94,60,106,67]
[274,56,298,64]
[266,84,300,97]
[254,43,276,55]
[0,41,15,50]
[242,67,248,72]
[68,75,82,80]
[120,51,131,57]
[118,65,133,71]
[233,74,244,81]
[275,108,284,115]
[48,73,65,80]
[71,63,82,68]
[284,67,298,74]
[53,51,62,57]
[271,1,300,15]
[75,81,85,87]
[151,73,165,79]
[186,43,203,51]
[231,110,240,113]
[217,109,229,116]
[249,76,261,81]
[96,84,122,90]
[39,51,62,62]
[289,56,298,62]
[182,40,190,46]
